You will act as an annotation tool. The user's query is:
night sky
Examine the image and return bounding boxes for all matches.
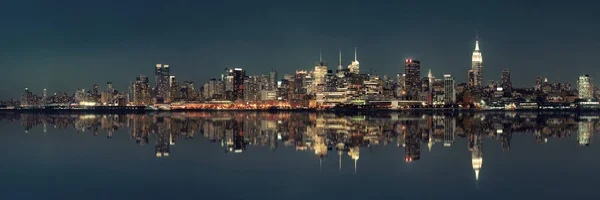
[1,0,599,98]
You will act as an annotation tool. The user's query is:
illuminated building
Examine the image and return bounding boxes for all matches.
[313,51,328,93]
[404,59,421,100]
[578,75,593,99]
[501,69,512,93]
[269,70,278,91]
[169,76,181,101]
[444,74,456,104]
[395,73,405,98]
[225,68,246,101]
[155,64,171,102]
[536,76,543,91]
[132,76,151,105]
[471,34,483,87]
[347,47,359,74]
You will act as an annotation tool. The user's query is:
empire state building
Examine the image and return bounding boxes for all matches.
[470,36,483,87]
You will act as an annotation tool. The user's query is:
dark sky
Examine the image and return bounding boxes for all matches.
[1,0,599,98]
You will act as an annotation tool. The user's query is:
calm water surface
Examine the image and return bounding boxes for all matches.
[1,111,599,199]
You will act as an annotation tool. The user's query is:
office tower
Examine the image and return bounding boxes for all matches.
[578,75,593,99]
[133,76,151,105]
[444,74,456,104]
[404,59,421,100]
[243,76,260,102]
[395,73,406,98]
[348,47,359,74]
[471,34,483,87]
[325,70,337,92]
[313,51,328,92]
[500,69,512,92]
[269,70,278,91]
[169,76,181,101]
[225,68,245,101]
[155,64,171,102]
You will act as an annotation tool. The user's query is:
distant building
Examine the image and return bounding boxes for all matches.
[501,69,512,93]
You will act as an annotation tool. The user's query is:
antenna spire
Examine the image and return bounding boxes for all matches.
[319,48,323,63]
[354,46,357,62]
[338,49,342,70]
[475,30,480,51]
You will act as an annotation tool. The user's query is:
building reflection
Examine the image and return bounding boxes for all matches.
[1,111,598,184]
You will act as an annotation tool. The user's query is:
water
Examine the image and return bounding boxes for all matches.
[1,111,599,199]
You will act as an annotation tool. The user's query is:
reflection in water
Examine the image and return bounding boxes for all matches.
[1,111,598,183]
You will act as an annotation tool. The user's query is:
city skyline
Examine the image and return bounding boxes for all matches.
[1,0,599,98]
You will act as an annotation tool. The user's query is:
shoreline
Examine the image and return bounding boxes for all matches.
[2,107,600,114]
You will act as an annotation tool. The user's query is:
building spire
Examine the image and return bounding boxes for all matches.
[319,48,323,63]
[475,30,480,51]
[354,46,357,62]
[338,49,343,70]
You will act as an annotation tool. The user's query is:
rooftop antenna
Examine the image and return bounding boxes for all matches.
[319,48,323,63]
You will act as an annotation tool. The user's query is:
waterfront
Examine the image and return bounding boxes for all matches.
[1,111,600,199]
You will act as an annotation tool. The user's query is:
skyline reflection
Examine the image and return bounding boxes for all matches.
[1,111,598,184]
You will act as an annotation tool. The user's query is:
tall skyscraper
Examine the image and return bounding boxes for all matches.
[404,59,421,100]
[269,70,278,91]
[313,51,328,92]
[155,64,171,102]
[348,47,359,74]
[501,69,512,92]
[471,34,483,87]
[444,74,456,104]
[578,75,593,99]
[133,75,151,105]
[225,68,246,101]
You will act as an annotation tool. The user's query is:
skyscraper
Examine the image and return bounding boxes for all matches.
[444,74,456,104]
[269,70,278,91]
[225,68,246,101]
[471,34,483,87]
[578,75,593,99]
[404,59,421,100]
[133,75,151,105]
[501,69,512,92]
[348,47,359,74]
[313,51,328,93]
[155,64,171,102]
